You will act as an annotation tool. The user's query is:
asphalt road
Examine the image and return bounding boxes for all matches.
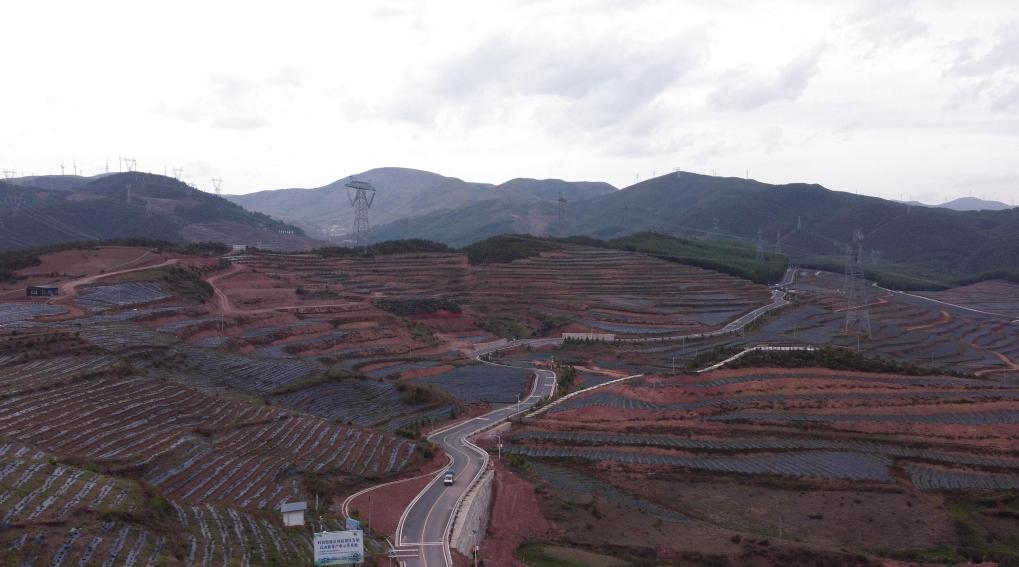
[385,269,796,565]
[391,366,557,566]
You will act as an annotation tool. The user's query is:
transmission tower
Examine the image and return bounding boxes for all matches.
[557,191,567,234]
[172,167,183,180]
[775,229,782,254]
[125,183,132,204]
[5,194,24,217]
[211,178,222,195]
[122,158,136,172]
[797,215,802,230]
[60,162,65,175]
[843,228,872,337]
[1,170,15,180]
[755,229,764,261]
[345,179,376,248]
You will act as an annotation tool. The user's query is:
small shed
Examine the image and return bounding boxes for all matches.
[279,501,307,527]
[26,285,59,298]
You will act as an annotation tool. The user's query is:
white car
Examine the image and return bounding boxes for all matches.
[443,471,454,486]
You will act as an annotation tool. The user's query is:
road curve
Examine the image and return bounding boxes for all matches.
[391,366,557,566]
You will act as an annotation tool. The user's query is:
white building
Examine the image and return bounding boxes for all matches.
[280,501,307,527]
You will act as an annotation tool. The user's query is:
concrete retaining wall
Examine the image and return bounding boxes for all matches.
[450,468,494,557]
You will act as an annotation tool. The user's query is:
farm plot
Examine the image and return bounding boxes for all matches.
[0,373,417,509]
[707,409,1019,426]
[75,281,169,311]
[905,464,1019,491]
[0,302,66,328]
[507,445,894,482]
[271,378,412,426]
[468,246,772,338]
[510,431,1019,470]
[518,365,1019,500]
[0,355,117,396]
[417,364,530,403]
[920,280,1019,319]
[363,359,447,379]
[546,390,1019,415]
[529,462,688,523]
[0,444,313,566]
[176,347,321,395]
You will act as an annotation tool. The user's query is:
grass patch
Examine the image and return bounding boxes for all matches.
[463,235,563,264]
[269,367,364,396]
[726,345,972,377]
[480,317,533,339]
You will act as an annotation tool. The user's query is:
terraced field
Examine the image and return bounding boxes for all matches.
[0,369,417,510]
[417,364,531,404]
[0,443,315,566]
[518,367,1019,488]
[470,247,771,336]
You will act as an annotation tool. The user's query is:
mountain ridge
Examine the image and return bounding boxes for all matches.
[0,172,318,252]
[226,166,616,241]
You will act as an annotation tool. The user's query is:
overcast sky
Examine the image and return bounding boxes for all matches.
[2,0,1018,204]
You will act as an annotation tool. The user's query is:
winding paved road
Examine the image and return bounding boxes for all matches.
[378,268,798,565]
[391,366,557,566]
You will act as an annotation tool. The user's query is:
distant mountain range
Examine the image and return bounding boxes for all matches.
[226,167,615,241]
[898,196,1013,212]
[4,167,1017,288]
[365,171,1019,286]
[0,173,317,251]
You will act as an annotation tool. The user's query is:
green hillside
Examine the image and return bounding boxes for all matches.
[368,172,1019,288]
[0,173,312,251]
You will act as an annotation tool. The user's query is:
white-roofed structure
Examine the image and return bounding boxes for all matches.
[279,501,307,527]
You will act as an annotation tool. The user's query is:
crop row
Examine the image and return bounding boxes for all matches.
[0,354,117,396]
[0,302,65,328]
[0,375,416,509]
[529,462,687,523]
[75,281,169,310]
[78,323,175,350]
[906,464,1019,491]
[178,347,320,395]
[506,445,893,481]
[708,409,1019,426]
[418,364,530,404]
[272,379,412,426]
[547,390,1019,415]
[511,431,1019,469]
[671,372,1006,390]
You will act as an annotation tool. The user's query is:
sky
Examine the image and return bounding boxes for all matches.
[1,0,1018,204]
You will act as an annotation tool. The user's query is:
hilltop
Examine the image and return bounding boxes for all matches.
[0,172,318,251]
[371,172,1019,288]
[226,166,615,240]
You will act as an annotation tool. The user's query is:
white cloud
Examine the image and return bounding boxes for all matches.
[2,0,1018,204]
[709,44,827,111]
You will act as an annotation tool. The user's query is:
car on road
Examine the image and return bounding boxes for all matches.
[443,470,454,486]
